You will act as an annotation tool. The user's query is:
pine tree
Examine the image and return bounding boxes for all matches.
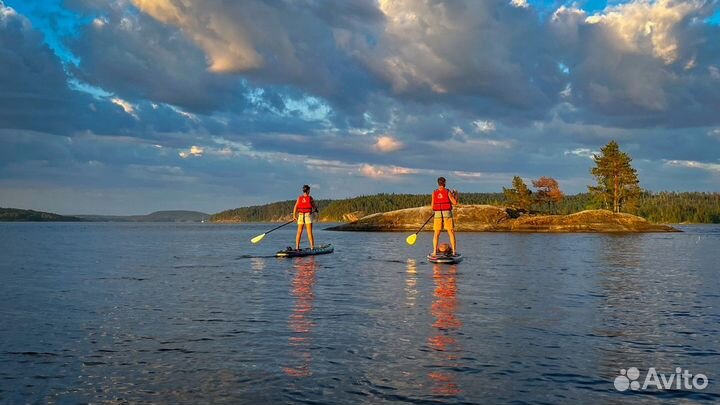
[589,140,640,213]
[503,176,533,211]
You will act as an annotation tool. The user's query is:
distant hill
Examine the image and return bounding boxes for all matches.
[77,210,210,222]
[0,208,84,222]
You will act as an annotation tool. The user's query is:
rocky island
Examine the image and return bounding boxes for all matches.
[327,205,679,233]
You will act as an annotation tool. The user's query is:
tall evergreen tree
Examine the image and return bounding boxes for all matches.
[589,140,640,213]
[503,176,533,211]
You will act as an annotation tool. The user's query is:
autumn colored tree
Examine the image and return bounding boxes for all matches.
[532,177,564,213]
[503,176,533,211]
[589,140,640,213]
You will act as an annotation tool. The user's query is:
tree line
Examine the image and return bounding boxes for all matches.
[212,140,718,223]
[210,191,719,224]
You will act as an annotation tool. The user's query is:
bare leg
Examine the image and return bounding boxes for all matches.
[295,224,304,249]
[433,229,440,255]
[307,223,315,249]
[448,229,457,254]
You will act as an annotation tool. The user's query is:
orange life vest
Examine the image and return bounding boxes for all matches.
[297,195,313,213]
[432,188,452,211]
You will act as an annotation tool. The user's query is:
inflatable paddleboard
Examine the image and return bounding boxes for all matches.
[276,244,334,258]
[427,253,463,264]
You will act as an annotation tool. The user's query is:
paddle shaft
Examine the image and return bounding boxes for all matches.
[265,219,295,235]
[414,214,434,235]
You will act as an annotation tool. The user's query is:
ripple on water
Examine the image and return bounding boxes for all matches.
[0,224,718,404]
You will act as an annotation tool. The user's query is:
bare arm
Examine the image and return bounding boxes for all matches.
[293,200,298,219]
[449,190,459,205]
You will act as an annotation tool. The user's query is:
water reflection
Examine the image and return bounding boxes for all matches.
[427,263,462,397]
[251,257,266,272]
[595,235,706,376]
[283,257,317,378]
[405,259,418,307]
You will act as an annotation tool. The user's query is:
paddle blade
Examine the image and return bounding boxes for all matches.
[250,233,266,244]
[406,233,418,245]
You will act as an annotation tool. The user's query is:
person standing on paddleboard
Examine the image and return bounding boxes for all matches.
[293,185,318,250]
[432,177,459,256]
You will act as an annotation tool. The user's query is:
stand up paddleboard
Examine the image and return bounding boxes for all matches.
[427,253,463,264]
[276,244,334,258]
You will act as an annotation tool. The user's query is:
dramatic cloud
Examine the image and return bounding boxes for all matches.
[551,0,720,127]
[2,0,720,214]
[584,0,705,64]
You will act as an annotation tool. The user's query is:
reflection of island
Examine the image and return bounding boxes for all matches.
[427,264,462,397]
[283,257,317,378]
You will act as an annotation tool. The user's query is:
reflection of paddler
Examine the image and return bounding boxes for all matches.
[283,256,317,378]
[427,263,462,397]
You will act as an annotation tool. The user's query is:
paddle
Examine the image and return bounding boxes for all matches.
[250,219,295,244]
[405,214,434,245]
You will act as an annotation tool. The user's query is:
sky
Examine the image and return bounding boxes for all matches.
[1,0,719,215]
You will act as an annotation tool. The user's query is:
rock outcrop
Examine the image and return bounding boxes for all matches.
[327,205,679,232]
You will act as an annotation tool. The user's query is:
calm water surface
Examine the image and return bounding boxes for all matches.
[1,223,719,404]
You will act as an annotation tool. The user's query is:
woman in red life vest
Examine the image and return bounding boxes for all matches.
[293,185,318,250]
[432,177,459,255]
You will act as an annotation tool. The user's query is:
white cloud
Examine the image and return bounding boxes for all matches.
[584,0,706,64]
[169,105,198,121]
[472,120,496,133]
[453,170,484,179]
[665,159,720,173]
[374,135,403,152]
[510,0,529,9]
[710,65,720,80]
[560,83,572,98]
[359,164,416,178]
[564,148,597,159]
[0,2,17,19]
[111,97,138,119]
[179,145,204,158]
[92,17,107,29]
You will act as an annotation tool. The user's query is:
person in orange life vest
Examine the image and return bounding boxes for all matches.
[293,184,318,250]
[431,177,459,255]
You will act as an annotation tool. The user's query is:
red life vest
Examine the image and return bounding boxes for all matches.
[297,195,313,213]
[432,188,453,211]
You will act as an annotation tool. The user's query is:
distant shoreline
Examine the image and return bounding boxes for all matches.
[0,208,209,223]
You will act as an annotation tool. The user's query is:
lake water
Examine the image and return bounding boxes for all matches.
[1,223,719,404]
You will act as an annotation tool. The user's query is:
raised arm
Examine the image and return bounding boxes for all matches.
[449,190,459,205]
